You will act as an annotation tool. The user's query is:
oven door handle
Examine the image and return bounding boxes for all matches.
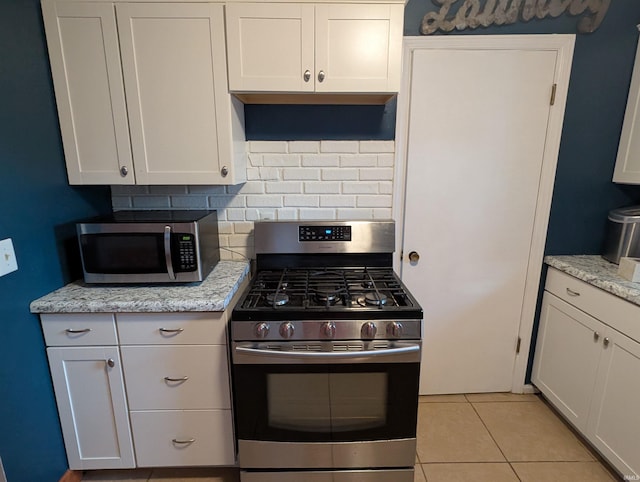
[234,344,420,364]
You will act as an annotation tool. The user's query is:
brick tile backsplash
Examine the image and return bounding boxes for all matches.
[112,140,395,260]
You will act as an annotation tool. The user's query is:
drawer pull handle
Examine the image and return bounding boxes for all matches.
[172,438,195,445]
[594,332,600,341]
[566,288,580,297]
[65,328,91,334]
[603,337,610,347]
[164,376,189,383]
[159,327,184,336]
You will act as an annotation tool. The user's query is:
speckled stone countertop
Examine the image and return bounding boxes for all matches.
[545,255,640,306]
[30,261,251,313]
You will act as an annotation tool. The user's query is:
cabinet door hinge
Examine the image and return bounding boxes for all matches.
[550,84,557,106]
[400,250,404,261]
[516,336,522,354]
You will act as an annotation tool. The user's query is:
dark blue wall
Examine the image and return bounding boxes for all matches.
[0,1,112,480]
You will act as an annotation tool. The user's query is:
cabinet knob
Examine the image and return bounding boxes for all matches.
[221,166,229,177]
[594,331,600,341]
[120,166,128,177]
[304,70,311,82]
[408,251,420,263]
[318,70,326,82]
[603,337,610,347]
[106,358,115,368]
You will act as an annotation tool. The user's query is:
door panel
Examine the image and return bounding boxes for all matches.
[401,45,559,394]
[117,3,228,184]
[226,3,315,92]
[42,1,133,184]
[47,347,134,469]
[587,330,640,477]
[315,4,402,93]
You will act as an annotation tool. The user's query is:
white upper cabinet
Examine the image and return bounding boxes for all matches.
[42,2,133,185]
[225,2,403,97]
[42,1,246,185]
[614,37,640,184]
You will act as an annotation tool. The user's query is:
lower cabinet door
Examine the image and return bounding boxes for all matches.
[587,329,640,479]
[47,346,135,469]
[531,293,603,432]
[130,410,235,467]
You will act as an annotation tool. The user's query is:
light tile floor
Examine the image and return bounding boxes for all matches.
[414,393,619,482]
[80,394,621,482]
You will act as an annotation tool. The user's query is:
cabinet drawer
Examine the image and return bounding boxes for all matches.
[545,268,640,343]
[41,313,118,346]
[130,410,235,467]
[120,345,230,410]
[117,312,226,345]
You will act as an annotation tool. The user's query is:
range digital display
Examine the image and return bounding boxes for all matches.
[299,225,352,242]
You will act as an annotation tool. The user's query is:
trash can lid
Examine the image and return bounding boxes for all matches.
[609,206,640,223]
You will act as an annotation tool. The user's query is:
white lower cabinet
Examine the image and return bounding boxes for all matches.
[41,311,235,469]
[130,410,234,467]
[44,318,135,470]
[586,327,640,478]
[532,268,640,478]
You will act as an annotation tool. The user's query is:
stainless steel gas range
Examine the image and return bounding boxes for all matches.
[230,220,422,482]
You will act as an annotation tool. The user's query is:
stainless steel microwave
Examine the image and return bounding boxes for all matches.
[77,210,220,284]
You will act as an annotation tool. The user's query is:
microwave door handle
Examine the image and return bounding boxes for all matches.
[164,225,176,280]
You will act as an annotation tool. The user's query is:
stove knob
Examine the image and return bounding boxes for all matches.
[279,322,295,339]
[387,321,404,338]
[321,321,336,339]
[361,322,377,339]
[254,322,270,339]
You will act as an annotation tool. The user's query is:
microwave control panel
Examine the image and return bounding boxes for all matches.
[176,234,197,271]
[299,225,352,242]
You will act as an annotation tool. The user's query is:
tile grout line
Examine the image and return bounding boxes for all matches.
[468,400,524,482]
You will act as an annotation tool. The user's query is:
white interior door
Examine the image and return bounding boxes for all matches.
[396,36,574,395]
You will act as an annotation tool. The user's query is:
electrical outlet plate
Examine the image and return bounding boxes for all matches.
[0,238,18,277]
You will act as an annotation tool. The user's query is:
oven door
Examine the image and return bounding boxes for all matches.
[232,341,420,469]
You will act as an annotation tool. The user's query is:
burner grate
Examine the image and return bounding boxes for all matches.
[240,267,414,311]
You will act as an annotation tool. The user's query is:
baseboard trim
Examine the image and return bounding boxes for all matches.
[522,383,540,394]
[59,470,82,482]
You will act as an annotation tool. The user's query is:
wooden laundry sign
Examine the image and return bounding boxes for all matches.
[421,0,611,35]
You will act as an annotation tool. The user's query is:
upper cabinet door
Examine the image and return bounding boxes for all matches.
[314,4,402,93]
[614,38,640,184]
[117,3,232,185]
[226,3,315,92]
[42,1,134,184]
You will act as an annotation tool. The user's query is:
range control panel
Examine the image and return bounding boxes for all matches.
[299,225,352,242]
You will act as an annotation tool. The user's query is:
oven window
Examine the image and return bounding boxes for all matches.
[267,373,387,432]
[233,363,418,443]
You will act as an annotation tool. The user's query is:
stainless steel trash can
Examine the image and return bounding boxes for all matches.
[602,206,640,264]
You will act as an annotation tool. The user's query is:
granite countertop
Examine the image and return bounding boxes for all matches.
[545,255,640,307]
[30,260,251,313]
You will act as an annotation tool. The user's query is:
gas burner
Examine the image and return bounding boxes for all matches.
[359,292,389,307]
[314,285,342,305]
[266,293,290,307]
